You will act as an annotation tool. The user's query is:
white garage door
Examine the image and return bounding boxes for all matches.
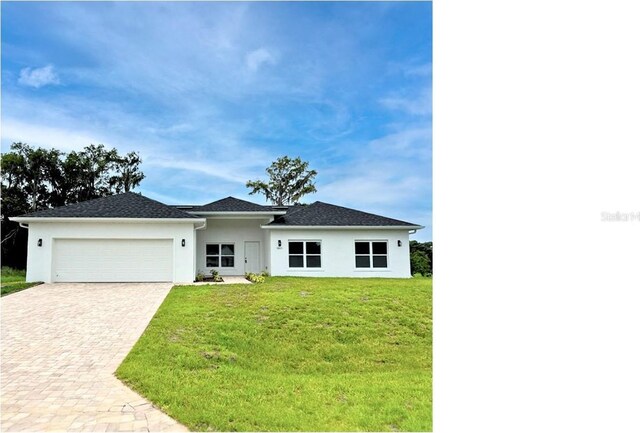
[52,239,173,282]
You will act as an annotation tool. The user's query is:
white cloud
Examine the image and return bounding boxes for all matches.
[316,170,431,240]
[1,94,275,192]
[1,118,108,152]
[144,142,273,185]
[317,125,431,205]
[379,88,431,116]
[369,127,431,157]
[143,123,194,135]
[40,3,252,101]
[18,65,60,88]
[245,48,277,72]
[138,188,186,206]
[0,116,271,198]
[319,175,423,207]
[145,157,247,184]
[405,63,432,77]
[312,123,432,235]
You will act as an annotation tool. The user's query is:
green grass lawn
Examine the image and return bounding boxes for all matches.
[0,267,41,296]
[116,277,432,431]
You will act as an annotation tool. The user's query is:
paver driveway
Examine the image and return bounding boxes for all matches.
[1,283,188,432]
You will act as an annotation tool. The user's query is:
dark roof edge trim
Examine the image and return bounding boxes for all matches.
[10,217,207,223]
[260,225,424,230]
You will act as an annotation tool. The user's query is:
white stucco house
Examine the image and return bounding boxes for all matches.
[11,192,423,283]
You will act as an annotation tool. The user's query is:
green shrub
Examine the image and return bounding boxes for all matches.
[245,272,266,283]
[209,269,223,282]
[195,271,205,282]
[410,251,431,276]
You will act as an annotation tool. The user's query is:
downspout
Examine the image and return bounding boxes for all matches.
[19,223,29,229]
[408,229,417,234]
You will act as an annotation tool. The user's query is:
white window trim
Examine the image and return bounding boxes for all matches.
[288,240,323,269]
[354,240,389,269]
[205,242,236,268]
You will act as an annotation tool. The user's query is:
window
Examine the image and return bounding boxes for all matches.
[206,243,235,267]
[289,241,322,268]
[355,241,388,268]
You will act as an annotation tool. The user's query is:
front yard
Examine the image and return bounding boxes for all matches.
[0,267,41,297]
[116,277,432,431]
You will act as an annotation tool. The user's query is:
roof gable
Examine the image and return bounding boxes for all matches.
[16,192,198,219]
[267,201,420,227]
[191,196,273,212]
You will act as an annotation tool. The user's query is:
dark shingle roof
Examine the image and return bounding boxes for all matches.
[16,192,198,219]
[190,197,273,212]
[266,201,421,227]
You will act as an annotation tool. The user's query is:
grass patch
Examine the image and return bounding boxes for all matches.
[116,277,432,431]
[0,267,41,296]
[1,266,28,283]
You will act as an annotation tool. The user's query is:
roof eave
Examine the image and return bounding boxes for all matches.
[260,225,424,230]
[10,217,207,224]
[189,211,287,216]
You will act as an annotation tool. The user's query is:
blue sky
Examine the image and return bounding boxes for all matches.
[1,1,432,241]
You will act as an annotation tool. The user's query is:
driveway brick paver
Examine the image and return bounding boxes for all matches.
[1,283,188,432]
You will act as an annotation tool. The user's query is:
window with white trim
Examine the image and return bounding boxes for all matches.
[355,241,388,268]
[288,241,322,268]
[206,243,235,267]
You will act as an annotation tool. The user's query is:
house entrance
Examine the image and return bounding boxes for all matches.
[244,241,261,274]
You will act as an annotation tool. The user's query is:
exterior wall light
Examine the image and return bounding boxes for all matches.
[38,239,43,247]
[397,240,402,247]
[181,239,186,247]
[277,240,282,248]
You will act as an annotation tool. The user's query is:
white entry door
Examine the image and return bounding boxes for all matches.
[244,241,261,274]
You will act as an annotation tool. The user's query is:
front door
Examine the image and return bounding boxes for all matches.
[244,241,261,274]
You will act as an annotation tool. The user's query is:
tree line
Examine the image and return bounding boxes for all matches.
[410,240,432,276]
[1,142,145,268]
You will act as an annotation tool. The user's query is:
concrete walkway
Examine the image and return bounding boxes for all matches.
[1,283,188,432]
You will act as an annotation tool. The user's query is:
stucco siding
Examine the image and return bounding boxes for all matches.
[25,222,196,283]
[195,218,271,276]
[25,220,414,282]
[267,229,412,278]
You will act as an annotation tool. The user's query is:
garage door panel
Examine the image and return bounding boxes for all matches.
[53,239,173,282]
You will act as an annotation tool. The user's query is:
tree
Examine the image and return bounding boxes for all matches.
[0,143,63,213]
[410,240,432,276]
[410,251,431,276]
[1,142,145,269]
[109,151,145,193]
[64,144,119,202]
[246,156,318,205]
